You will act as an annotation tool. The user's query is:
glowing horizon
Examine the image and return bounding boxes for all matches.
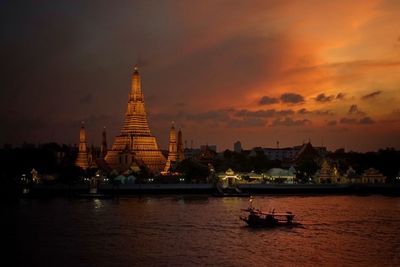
[0,0,399,152]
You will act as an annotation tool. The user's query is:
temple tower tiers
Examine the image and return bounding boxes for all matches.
[177,128,184,161]
[105,67,166,173]
[164,123,177,173]
[76,122,89,169]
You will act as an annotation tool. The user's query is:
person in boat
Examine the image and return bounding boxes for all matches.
[286,214,294,224]
[265,214,278,225]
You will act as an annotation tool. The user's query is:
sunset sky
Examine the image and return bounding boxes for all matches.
[1,0,400,152]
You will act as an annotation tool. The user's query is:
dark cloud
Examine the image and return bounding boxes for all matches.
[227,118,266,128]
[361,90,382,100]
[275,110,295,116]
[297,108,310,115]
[315,93,334,102]
[80,93,93,104]
[154,108,270,128]
[280,93,304,104]
[336,93,345,100]
[153,32,294,107]
[186,109,232,122]
[270,117,311,127]
[235,109,274,118]
[0,1,398,151]
[258,96,279,105]
[348,104,365,116]
[315,110,334,116]
[340,117,375,125]
[175,102,186,107]
[155,108,297,129]
[157,108,297,127]
[297,108,334,116]
[235,109,294,118]
[327,120,337,126]
[359,116,375,124]
[340,117,358,124]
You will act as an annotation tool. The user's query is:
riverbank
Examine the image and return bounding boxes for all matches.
[19,183,400,197]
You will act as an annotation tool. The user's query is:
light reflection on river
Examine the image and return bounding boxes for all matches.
[15,196,400,266]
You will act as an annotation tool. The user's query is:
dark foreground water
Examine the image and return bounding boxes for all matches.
[13,195,400,266]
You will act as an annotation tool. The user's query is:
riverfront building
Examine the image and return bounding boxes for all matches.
[217,167,296,185]
[315,159,344,184]
[249,142,327,162]
[265,167,296,183]
[105,67,166,173]
[361,168,386,183]
[218,168,242,185]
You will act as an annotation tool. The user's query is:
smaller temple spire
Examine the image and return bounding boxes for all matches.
[164,122,178,173]
[76,122,89,169]
[168,122,176,152]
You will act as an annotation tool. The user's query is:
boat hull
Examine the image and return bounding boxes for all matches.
[240,216,297,228]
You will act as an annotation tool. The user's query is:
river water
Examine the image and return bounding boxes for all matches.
[14,195,400,266]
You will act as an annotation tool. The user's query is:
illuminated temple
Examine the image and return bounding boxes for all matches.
[75,122,89,169]
[164,123,177,173]
[163,123,185,173]
[105,67,166,173]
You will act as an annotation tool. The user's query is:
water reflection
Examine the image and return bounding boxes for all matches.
[15,195,400,267]
[93,199,103,210]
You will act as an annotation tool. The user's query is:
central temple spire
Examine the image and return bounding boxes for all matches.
[122,66,150,136]
[105,67,166,173]
[131,66,143,101]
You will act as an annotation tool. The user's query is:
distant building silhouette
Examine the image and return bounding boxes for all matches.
[234,141,242,153]
[200,144,217,152]
[249,142,327,163]
[177,128,185,161]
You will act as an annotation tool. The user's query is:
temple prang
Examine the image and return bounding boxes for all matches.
[164,122,178,173]
[105,67,166,173]
[75,122,89,169]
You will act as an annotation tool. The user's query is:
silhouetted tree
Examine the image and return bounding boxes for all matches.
[175,159,210,182]
[297,159,319,183]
